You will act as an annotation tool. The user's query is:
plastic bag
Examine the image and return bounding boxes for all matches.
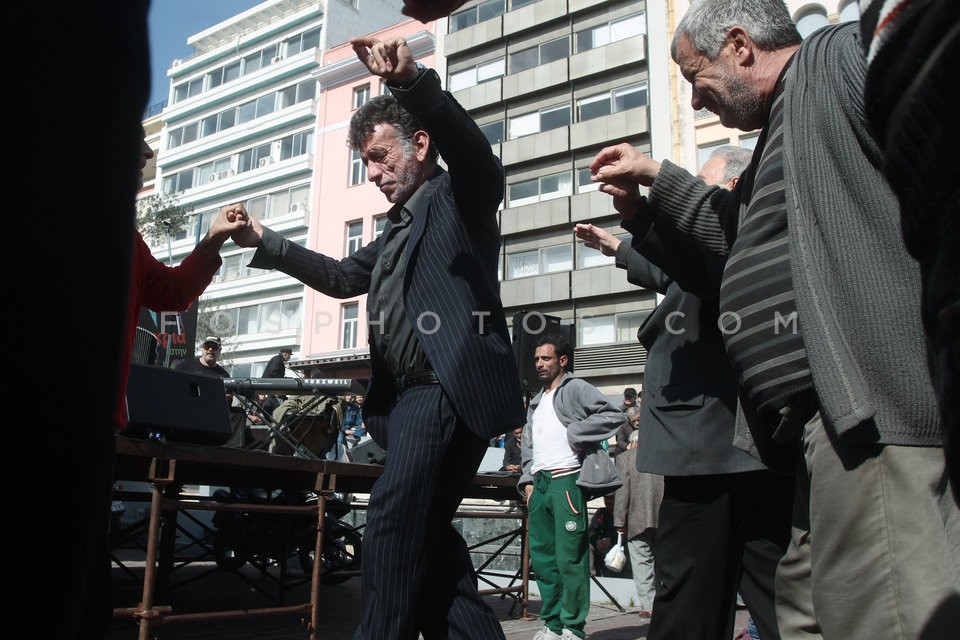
[604,531,626,572]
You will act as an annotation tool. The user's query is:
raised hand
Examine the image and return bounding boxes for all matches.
[574,223,622,257]
[589,142,661,189]
[350,36,417,85]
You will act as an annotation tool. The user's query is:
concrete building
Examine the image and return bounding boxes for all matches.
[140,0,410,378]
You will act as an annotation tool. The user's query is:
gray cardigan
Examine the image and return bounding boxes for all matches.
[518,372,626,493]
[626,23,940,456]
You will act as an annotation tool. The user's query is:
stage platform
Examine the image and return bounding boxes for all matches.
[111,436,529,640]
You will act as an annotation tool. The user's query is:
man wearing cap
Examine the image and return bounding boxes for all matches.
[620,387,638,413]
[176,337,248,448]
[263,348,294,379]
[176,336,230,378]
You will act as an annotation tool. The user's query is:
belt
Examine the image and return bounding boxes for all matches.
[394,369,440,394]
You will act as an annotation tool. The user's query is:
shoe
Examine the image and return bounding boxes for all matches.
[560,630,582,640]
[533,626,562,640]
[638,610,652,618]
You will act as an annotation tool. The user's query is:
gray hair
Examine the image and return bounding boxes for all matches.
[347,94,439,162]
[708,145,754,183]
[671,0,801,62]
[625,406,641,420]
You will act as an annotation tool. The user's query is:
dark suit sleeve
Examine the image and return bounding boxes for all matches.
[615,241,672,294]
[249,226,379,298]
[621,196,728,298]
[389,68,504,232]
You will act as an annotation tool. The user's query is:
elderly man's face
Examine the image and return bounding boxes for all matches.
[361,123,428,204]
[675,33,765,132]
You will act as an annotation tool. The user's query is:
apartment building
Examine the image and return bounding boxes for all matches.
[141,0,409,377]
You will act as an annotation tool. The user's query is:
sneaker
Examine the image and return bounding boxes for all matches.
[560,630,582,640]
[533,626,562,640]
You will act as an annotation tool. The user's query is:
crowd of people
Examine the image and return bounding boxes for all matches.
[47,1,959,639]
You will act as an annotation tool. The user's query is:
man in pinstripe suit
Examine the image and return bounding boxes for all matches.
[227,35,524,640]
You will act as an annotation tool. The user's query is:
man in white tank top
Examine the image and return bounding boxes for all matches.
[518,333,627,640]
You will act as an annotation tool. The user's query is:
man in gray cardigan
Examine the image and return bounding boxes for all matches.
[588,1,958,638]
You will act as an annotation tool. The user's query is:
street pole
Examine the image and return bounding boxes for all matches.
[163,221,173,368]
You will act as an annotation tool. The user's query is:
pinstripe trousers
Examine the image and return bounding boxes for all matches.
[353,384,506,640]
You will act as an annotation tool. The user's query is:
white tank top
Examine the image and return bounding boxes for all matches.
[530,387,579,474]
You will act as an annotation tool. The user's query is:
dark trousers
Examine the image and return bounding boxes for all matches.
[648,471,793,640]
[353,384,505,640]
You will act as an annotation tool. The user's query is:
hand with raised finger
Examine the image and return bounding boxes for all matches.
[350,36,417,84]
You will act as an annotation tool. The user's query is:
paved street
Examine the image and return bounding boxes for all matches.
[108,556,750,639]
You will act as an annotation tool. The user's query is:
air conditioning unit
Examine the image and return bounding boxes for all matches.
[208,173,219,183]
[217,170,229,180]
[271,56,283,64]
[289,202,301,213]
[258,157,273,168]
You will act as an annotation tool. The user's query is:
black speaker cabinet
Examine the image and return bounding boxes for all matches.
[346,438,386,465]
[511,311,572,396]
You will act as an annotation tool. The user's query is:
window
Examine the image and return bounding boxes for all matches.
[373,215,388,239]
[739,133,759,151]
[508,103,571,139]
[576,167,599,193]
[168,78,315,150]
[341,303,359,349]
[164,133,311,192]
[795,9,829,38]
[170,30,324,105]
[346,221,363,256]
[284,26,321,57]
[577,235,627,268]
[449,0,505,33]
[449,58,505,92]
[510,37,570,74]
[353,84,371,109]
[839,1,860,23]
[280,299,301,330]
[508,170,573,207]
[350,148,366,186]
[577,83,648,122]
[698,141,727,168]
[506,245,572,279]
[479,120,505,145]
[210,298,302,336]
[577,311,647,346]
[279,130,312,160]
[575,13,645,52]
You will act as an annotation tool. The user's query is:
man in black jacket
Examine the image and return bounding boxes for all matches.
[262,348,293,378]
[576,146,791,640]
[227,35,523,640]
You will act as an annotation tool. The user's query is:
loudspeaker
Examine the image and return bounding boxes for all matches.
[511,311,572,396]
[346,438,386,465]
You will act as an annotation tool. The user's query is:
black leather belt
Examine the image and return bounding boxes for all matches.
[394,369,440,394]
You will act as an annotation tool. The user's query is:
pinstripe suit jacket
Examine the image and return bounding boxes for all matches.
[249,68,524,440]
